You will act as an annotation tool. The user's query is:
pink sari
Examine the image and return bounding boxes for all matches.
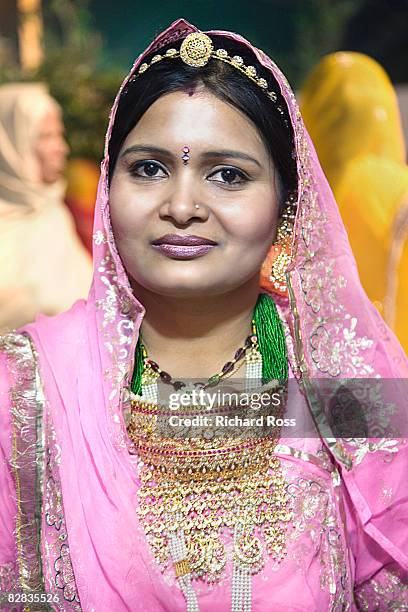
[1,18,408,611]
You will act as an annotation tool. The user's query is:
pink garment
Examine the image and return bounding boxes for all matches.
[1,18,408,611]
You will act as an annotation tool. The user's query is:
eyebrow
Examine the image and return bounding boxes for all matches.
[120,145,171,158]
[120,145,262,167]
[201,150,261,168]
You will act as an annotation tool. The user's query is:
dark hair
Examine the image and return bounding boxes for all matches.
[108,36,297,208]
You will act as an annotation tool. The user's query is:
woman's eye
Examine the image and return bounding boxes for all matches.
[129,161,167,179]
[208,167,248,186]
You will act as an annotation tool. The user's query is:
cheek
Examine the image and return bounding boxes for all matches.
[33,145,50,180]
[37,146,58,177]
[221,189,278,247]
[109,182,148,240]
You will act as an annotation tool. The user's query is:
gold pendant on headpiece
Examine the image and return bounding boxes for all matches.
[180,32,214,67]
[135,32,279,104]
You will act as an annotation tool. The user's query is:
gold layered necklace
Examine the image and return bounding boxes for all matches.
[126,313,292,612]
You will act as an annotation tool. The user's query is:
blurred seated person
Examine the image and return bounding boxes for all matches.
[301,52,408,353]
[0,83,92,332]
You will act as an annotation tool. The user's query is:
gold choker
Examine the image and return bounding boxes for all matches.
[127,384,292,583]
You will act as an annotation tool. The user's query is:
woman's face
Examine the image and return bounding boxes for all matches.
[110,89,280,298]
[34,107,69,184]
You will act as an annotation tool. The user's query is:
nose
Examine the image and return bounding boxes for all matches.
[159,175,209,225]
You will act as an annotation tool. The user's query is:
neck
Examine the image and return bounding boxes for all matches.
[133,278,261,379]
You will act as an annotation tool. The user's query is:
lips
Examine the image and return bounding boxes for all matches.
[151,234,217,246]
[151,234,217,260]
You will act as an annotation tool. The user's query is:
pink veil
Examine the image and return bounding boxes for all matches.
[3,17,406,609]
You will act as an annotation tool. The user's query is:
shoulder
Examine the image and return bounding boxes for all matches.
[0,332,38,409]
[0,331,36,375]
[0,298,87,387]
[19,298,88,355]
[0,333,36,484]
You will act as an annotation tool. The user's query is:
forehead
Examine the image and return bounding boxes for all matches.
[122,90,267,155]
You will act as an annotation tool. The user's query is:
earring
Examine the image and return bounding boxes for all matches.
[261,192,297,296]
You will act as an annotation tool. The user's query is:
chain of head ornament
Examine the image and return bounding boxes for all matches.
[133,32,278,104]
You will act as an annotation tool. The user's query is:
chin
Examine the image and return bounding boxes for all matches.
[133,272,241,299]
[43,173,61,184]
[147,282,226,299]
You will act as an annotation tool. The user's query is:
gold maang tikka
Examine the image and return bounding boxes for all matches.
[132,32,279,105]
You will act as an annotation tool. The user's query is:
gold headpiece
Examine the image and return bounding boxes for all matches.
[135,32,278,103]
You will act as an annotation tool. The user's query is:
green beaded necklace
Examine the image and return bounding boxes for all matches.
[130,293,288,395]
[254,293,288,383]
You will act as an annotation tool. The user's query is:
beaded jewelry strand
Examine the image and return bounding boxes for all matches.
[130,293,288,395]
[254,293,288,384]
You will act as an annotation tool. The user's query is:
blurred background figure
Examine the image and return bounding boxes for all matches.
[301,52,408,352]
[65,157,99,252]
[0,82,92,333]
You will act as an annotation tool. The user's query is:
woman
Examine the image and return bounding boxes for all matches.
[1,19,407,611]
[300,52,408,353]
[0,83,92,333]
